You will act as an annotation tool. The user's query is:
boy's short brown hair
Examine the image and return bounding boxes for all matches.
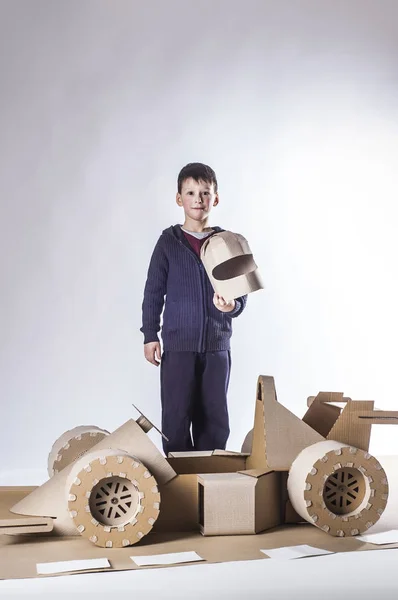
[177,163,218,194]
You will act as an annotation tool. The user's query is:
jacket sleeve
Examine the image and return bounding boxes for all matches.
[228,294,248,318]
[140,237,169,344]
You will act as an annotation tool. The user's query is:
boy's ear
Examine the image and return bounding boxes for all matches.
[176,193,183,206]
[213,194,219,207]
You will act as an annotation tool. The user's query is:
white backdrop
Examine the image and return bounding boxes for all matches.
[1,0,398,475]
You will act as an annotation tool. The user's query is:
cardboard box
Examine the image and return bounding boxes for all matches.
[198,470,281,535]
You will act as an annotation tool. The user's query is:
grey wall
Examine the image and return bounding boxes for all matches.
[1,0,398,478]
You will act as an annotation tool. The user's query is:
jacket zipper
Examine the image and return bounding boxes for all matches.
[179,240,207,353]
[199,262,207,353]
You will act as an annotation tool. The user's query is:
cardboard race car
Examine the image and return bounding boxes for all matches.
[2,375,397,548]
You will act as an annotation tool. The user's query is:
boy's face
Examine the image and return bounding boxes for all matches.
[176,177,219,223]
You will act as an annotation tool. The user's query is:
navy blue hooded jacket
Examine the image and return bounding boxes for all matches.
[140,224,247,352]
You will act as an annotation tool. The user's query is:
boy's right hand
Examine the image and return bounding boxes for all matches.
[144,341,162,366]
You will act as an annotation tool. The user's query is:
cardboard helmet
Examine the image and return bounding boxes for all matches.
[200,231,264,301]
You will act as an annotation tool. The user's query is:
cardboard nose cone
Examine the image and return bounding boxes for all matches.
[200,231,264,301]
[11,419,177,535]
[11,458,81,535]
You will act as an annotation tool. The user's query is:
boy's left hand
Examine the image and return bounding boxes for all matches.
[213,292,235,313]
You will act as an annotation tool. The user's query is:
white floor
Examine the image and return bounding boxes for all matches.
[1,456,398,600]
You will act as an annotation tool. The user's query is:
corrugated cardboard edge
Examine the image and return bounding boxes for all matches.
[237,469,271,478]
[168,450,250,458]
[168,451,213,458]
[213,450,250,457]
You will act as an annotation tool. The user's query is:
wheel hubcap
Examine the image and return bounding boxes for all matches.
[89,476,140,526]
[323,467,366,514]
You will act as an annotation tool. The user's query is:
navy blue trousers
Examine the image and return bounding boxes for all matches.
[160,351,231,455]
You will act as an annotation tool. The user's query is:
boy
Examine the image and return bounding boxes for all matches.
[140,163,247,455]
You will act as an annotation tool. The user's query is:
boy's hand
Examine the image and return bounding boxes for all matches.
[213,292,236,313]
[144,341,162,366]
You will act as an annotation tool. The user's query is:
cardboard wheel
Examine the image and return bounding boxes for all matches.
[241,429,253,454]
[287,440,389,536]
[66,449,161,548]
[48,425,110,477]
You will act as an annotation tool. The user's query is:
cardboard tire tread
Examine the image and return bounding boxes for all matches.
[287,440,389,536]
[47,426,110,477]
[66,449,161,548]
